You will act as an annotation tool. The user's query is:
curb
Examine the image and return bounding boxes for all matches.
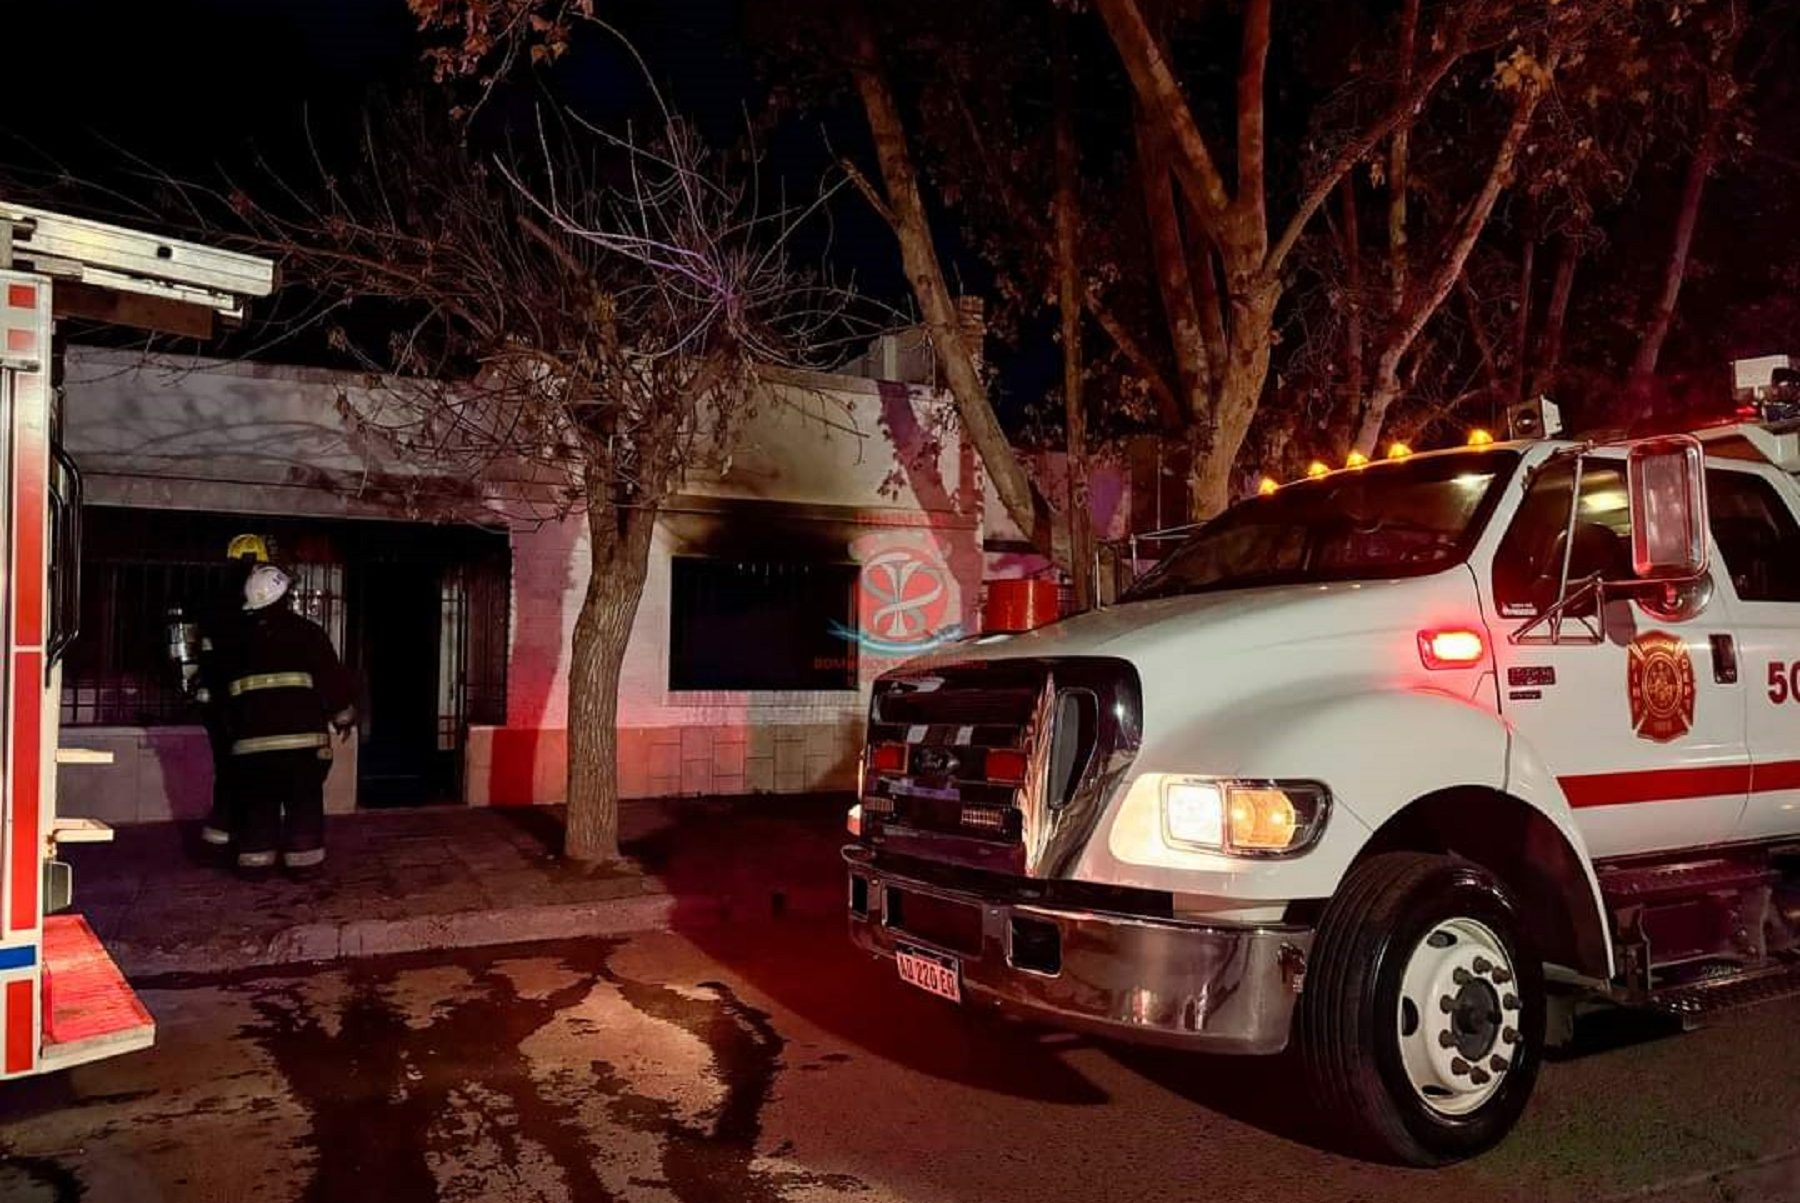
[114,883,846,978]
[1606,1148,1800,1203]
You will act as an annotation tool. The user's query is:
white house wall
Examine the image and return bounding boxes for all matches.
[469,371,986,805]
[56,348,1059,814]
[63,347,475,522]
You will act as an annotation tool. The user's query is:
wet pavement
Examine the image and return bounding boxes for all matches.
[3,915,1800,1203]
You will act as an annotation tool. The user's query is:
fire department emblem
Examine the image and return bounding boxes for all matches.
[1627,631,1696,743]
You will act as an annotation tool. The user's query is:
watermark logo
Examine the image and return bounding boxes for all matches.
[833,542,963,658]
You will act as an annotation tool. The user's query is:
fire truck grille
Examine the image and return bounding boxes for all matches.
[860,657,1142,877]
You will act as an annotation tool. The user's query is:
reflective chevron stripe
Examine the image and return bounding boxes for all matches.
[228,671,313,697]
[230,732,329,756]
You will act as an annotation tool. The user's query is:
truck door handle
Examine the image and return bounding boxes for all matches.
[1710,634,1739,684]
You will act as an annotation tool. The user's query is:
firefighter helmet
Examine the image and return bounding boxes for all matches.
[243,564,292,612]
[226,534,271,563]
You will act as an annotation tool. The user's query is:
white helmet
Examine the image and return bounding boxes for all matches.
[243,564,292,612]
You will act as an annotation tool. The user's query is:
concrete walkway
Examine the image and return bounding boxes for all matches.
[62,794,852,975]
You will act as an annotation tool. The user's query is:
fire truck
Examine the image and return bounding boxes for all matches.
[0,202,274,1078]
[847,413,1800,1163]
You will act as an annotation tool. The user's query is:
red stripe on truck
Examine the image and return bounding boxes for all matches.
[1750,760,1800,793]
[11,377,45,647]
[3,978,33,1074]
[1559,760,1800,808]
[8,651,41,932]
[1560,765,1750,807]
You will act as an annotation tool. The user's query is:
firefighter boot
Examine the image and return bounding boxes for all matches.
[234,848,278,881]
[282,847,325,882]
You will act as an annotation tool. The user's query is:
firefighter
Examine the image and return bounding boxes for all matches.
[221,563,356,878]
[191,534,273,850]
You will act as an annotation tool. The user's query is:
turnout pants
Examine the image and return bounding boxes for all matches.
[233,746,331,870]
[200,712,235,847]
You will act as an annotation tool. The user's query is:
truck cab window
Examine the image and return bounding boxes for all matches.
[1492,460,1632,617]
[1705,470,1800,602]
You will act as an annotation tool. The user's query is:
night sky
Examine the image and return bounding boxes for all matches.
[9,0,1792,431]
[1,0,930,355]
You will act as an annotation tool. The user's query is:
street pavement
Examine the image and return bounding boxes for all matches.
[3,913,1799,1203]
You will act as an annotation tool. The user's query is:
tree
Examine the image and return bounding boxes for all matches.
[204,104,836,862]
[410,0,595,110]
[1316,5,1635,450]
[1630,0,1750,382]
[838,1,1071,565]
[1106,0,1642,488]
[824,0,1620,516]
[1053,9,1096,607]
[405,0,1082,572]
[405,0,1776,523]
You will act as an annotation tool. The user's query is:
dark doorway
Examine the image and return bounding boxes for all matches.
[352,561,447,806]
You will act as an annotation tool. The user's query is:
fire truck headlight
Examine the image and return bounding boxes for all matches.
[1162,780,1226,848]
[1160,777,1331,857]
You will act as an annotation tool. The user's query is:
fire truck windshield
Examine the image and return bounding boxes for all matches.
[1124,450,1522,602]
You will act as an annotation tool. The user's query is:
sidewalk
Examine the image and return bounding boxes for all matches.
[61,793,853,976]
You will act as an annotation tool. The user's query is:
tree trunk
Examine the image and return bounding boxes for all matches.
[1054,10,1095,611]
[1511,236,1535,405]
[846,3,1065,566]
[1233,0,1271,260]
[1387,0,1420,316]
[1189,288,1278,519]
[1092,0,1231,221]
[1338,177,1366,439]
[1136,109,1215,423]
[1631,122,1719,383]
[1532,236,1578,398]
[564,496,655,864]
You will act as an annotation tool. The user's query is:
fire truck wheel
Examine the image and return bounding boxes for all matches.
[1298,851,1545,1166]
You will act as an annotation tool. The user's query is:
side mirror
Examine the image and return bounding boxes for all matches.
[1626,435,1708,581]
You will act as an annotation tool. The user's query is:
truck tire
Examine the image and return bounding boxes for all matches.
[1298,851,1545,1165]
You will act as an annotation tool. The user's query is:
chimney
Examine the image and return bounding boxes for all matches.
[954,295,986,372]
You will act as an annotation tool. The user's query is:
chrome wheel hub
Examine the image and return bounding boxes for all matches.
[1396,916,1520,1116]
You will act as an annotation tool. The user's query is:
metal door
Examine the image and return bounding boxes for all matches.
[1485,453,1749,859]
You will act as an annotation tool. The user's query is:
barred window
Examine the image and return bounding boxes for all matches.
[62,548,345,727]
[62,507,506,748]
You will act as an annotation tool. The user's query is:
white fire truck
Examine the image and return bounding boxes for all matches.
[0,202,273,1078]
[848,417,1800,1163]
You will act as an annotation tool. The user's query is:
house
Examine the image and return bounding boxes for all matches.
[56,331,1129,824]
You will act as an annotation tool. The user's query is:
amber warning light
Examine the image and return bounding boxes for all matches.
[1418,628,1486,670]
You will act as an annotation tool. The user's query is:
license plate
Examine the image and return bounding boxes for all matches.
[889,779,960,802]
[895,944,962,1003]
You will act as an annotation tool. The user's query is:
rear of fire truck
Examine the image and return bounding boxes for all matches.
[846,417,1800,1165]
[0,202,274,1077]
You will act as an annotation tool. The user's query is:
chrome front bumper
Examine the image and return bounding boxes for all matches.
[844,845,1312,1054]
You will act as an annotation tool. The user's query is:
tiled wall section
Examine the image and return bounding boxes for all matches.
[57,726,359,824]
[465,719,862,806]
